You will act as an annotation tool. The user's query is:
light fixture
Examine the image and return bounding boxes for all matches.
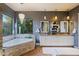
[43,9,47,20]
[54,16,58,20]
[51,16,58,22]
[54,9,58,21]
[44,16,46,20]
[67,16,70,20]
[18,13,25,24]
[66,11,70,20]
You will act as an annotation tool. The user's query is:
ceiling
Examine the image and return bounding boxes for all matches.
[5,3,79,11]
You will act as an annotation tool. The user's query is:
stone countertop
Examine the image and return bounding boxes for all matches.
[40,33,71,36]
[3,38,34,48]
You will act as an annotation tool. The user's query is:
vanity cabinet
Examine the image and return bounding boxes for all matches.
[4,41,35,56]
[40,35,74,46]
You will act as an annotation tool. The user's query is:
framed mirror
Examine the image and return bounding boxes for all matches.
[40,21,49,33]
[60,21,68,33]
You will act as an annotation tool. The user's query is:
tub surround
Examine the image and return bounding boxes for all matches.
[3,34,35,47]
[3,35,14,43]
[3,38,34,48]
[3,40,35,56]
[3,34,35,56]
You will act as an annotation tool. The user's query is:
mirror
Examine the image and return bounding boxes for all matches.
[40,21,49,33]
[60,21,68,33]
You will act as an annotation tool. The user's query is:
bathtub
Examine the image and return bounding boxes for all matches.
[3,34,35,56]
[3,38,34,48]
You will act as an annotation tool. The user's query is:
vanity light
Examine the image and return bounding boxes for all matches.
[54,16,58,20]
[67,16,70,20]
[44,16,47,20]
[18,13,25,24]
[43,9,47,20]
[51,16,57,21]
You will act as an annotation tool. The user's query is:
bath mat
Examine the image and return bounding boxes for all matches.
[42,47,79,56]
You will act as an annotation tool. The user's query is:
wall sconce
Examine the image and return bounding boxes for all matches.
[51,16,58,22]
[67,16,70,20]
[18,13,25,24]
[44,16,47,20]
[54,16,58,20]
[43,9,47,20]
[66,11,70,20]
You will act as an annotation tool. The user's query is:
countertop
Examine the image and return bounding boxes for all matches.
[40,33,72,36]
[3,38,33,48]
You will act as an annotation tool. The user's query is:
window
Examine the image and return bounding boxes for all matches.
[17,17,33,34]
[2,14,13,36]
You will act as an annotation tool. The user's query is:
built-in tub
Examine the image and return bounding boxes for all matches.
[3,38,34,48]
[3,34,35,56]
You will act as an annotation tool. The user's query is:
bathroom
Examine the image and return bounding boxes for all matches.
[0,3,79,56]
